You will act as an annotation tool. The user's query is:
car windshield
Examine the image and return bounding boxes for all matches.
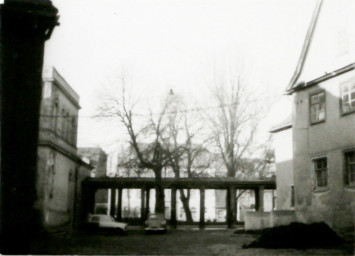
[100,215,113,222]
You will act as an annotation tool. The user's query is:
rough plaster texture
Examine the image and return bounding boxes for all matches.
[244,211,296,230]
[293,71,355,230]
[245,212,272,230]
[35,68,91,232]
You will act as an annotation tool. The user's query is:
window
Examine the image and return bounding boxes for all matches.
[53,100,58,132]
[341,82,355,114]
[61,109,65,136]
[314,158,327,188]
[310,91,326,124]
[71,117,76,143]
[65,112,70,141]
[344,151,355,185]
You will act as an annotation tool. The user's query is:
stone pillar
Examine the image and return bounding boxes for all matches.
[226,187,236,228]
[230,187,236,227]
[254,186,264,212]
[226,188,233,228]
[170,188,177,228]
[88,188,96,215]
[141,188,145,223]
[110,189,116,217]
[116,188,122,221]
[0,1,58,253]
[145,188,150,218]
[80,186,96,225]
[199,188,205,229]
[258,186,264,212]
[254,188,259,211]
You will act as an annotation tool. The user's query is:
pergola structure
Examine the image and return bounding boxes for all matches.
[81,177,276,229]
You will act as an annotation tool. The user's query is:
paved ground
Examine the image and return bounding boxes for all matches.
[30,228,354,255]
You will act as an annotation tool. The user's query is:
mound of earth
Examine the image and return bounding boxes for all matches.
[243,222,343,249]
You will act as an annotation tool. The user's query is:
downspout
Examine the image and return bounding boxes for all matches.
[73,161,80,230]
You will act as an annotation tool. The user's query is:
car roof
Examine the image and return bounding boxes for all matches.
[149,213,164,217]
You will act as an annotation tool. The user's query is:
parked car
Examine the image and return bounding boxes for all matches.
[145,213,167,233]
[86,214,128,234]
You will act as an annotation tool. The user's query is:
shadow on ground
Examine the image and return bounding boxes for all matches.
[29,228,354,255]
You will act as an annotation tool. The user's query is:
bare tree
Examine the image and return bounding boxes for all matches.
[161,91,214,222]
[207,70,264,178]
[97,76,171,213]
[205,67,270,222]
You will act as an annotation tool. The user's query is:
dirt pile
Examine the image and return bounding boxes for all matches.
[243,222,343,249]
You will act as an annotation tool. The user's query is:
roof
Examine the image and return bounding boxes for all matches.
[270,115,292,133]
[82,177,276,190]
[42,66,81,108]
[286,0,323,94]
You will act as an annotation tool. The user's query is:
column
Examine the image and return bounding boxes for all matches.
[199,188,205,229]
[141,188,145,223]
[226,188,232,228]
[230,187,236,227]
[254,188,260,211]
[258,186,264,212]
[110,188,116,217]
[145,188,150,218]
[116,188,123,221]
[0,1,58,253]
[254,186,264,212]
[170,188,177,228]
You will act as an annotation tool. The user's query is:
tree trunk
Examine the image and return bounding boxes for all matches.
[179,189,193,223]
[154,168,165,213]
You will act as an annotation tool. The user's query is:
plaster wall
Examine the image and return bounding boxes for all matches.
[293,71,355,230]
[274,128,294,210]
[244,211,272,230]
[244,210,296,230]
[37,147,76,229]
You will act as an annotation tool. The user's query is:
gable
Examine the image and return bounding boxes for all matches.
[288,0,355,92]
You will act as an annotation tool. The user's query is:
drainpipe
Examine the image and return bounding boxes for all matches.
[73,162,80,230]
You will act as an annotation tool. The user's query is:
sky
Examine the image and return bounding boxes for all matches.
[44,0,317,152]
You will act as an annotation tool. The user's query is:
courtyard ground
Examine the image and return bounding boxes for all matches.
[30,227,354,255]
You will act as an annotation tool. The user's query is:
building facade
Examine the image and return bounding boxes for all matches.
[35,67,92,233]
[285,0,355,230]
[270,116,294,211]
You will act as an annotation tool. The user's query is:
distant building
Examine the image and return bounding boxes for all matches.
[77,147,108,214]
[77,147,107,178]
[36,67,93,233]
[276,0,355,230]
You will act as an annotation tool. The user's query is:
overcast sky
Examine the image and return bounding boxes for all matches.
[44,0,317,152]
